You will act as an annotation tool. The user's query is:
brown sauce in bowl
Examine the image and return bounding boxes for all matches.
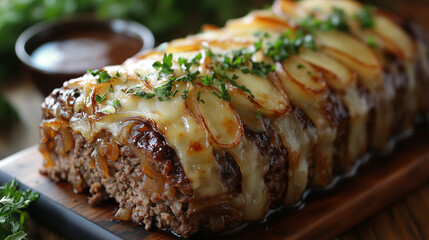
[31,30,142,73]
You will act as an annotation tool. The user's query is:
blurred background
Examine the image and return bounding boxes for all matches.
[0,0,427,158]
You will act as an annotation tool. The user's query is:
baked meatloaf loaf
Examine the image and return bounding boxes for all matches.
[39,0,429,237]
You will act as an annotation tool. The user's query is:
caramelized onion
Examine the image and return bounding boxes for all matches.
[60,126,74,153]
[114,208,132,221]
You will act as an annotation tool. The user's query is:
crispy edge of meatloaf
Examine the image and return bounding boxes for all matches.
[40,127,246,238]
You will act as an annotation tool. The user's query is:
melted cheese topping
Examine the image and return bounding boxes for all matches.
[228,137,269,221]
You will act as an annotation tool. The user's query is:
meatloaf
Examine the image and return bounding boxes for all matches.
[39,0,429,237]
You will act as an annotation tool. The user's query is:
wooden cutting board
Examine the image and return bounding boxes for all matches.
[0,123,429,240]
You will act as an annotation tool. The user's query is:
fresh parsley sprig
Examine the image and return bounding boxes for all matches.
[355,5,376,29]
[153,53,174,80]
[88,69,112,84]
[0,179,39,240]
[264,30,317,62]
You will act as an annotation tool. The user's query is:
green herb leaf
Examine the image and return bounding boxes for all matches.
[135,90,156,99]
[196,91,205,104]
[109,85,114,93]
[181,89,189,99]
[201,74,214,86]
[356,5,375,29]
[95,93,107,103]
[4,231,26,240]
[97,71,112,83]
[88,69,100,76]
[0,179,38,240]
[212,79,231,101]
[154,79,175,101]
[153,53,174,79]
[112,99,121,110]
[256,109,262,119]
[367,36,378,49]
[326,7,350,32]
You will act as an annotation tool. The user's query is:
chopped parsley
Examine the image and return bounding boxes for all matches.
[254,31,270,38]
[256,109,262,119]
[181,89,189,99]
[135,90,156,99]
[214,68,253,98]
[154,79,175,101]
[201,74,214,86]
[326,7,350,32]
[97,71,112,83]
[95,93,107,103]
[367,36,378,49]
[88,69,112,83]
[212,79,231,101]
[299,7,350,33]
[264,30,317,62]
[356,5,375,29]
[297,64,305,69]
[109,84,114,93]
[196,92,205,104]
[153,53,174,79]
[112,99,121,111]
[88,69,100,76]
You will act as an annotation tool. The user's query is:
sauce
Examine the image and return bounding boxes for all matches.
[31,30,142,73]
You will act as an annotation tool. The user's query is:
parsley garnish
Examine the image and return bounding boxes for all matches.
[212,79,231,101]
[256,109,262,119]
[196,92,205,104]
[264,30,316,62]
[181,89,189,99]
[154,79,175,101]
[95,93,107,103]
[153,53,174,79]
[88,69,112,83]
[201,74,214,86]
[135,90,156,99]
[109,84,114,93]
[326,7,350,32]
[367,36,378,49]
[0,179,39,240]
[214,68,254,97]
[112,99,121,111]
[97,71,111,83]
[356,5,375,29]
[254,31,270,38]
[88,69,100,76]
[299,7,350,33]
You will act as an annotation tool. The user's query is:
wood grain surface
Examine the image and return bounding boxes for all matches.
[0,123,428,240]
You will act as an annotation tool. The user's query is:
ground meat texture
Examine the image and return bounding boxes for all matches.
[42,88,80,121]
[244,119,289,204]
[213,151,242,193]
[40,129,204,238]
[127,121,192,195]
